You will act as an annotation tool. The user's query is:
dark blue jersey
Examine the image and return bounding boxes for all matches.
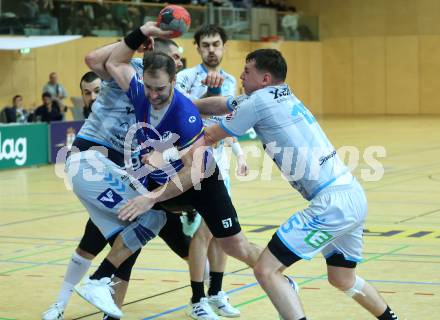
[126,74,205,185]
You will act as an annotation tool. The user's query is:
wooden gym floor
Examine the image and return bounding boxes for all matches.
[1,116,439,319]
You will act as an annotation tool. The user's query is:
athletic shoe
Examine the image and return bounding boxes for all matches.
[186,297,219,320]
[180,212,202,237]
[75,277,122,318]
[279,276,300,320]
[208,291,240,318]
[41,302,64,320]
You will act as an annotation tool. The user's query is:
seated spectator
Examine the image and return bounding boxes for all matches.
[33,92,63,122]
[42,72,68,105]
[4,95,29,123]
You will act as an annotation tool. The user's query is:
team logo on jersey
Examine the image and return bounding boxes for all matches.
[269,87,291,100]
[97,188,123,208]
[188,116,196,123]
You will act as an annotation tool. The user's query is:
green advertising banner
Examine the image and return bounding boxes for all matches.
[0,123,49,169]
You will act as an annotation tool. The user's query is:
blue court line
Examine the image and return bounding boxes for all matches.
[1,257,440,287]
[142,282,259,320]
[141,275,440,319]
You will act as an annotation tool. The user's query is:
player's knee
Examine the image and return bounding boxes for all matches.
[253,260,272,283]
[328,274,357,293]
[217,234,246,259]
[193,223,212,243]
[114,249,141,281]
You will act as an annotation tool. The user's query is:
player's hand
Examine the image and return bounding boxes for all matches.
[236,155,249,176]
[118,195,155,221]
[136,36,154,53]
[201,71,224,89]
[140,21,173,38]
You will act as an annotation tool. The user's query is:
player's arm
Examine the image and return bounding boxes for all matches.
[193,96,231,116]
[85,42,120,81]
[106,21,172,91]
[118,136,208,221]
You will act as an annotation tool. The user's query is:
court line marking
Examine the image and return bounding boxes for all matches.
[140,245,410,319]
[0,210,84,227]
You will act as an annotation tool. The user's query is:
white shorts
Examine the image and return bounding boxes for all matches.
[276,177,367,263]
[66,150,166,252]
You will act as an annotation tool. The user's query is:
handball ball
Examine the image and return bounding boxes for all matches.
[157,5,191,38]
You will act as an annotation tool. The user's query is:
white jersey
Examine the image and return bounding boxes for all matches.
[221,84,351,201]
[176,64,236,186]
[78,58,144,154]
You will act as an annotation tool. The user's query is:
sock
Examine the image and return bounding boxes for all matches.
[191,281,206,303]
[208,272,224,296]
[377,306,398,320]
[90,258,117,280]
[203,260,210,284]
[56,252,92,305]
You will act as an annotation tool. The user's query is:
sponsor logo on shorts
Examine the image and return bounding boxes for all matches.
[304,230,333,248]
[189,116,196,123]
[97,188,123,208]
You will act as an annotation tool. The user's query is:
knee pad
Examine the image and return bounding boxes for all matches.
[114,248,141,281]
[344,275,365,297]
[78,219,108,256]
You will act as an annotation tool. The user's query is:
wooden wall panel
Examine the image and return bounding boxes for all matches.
[322,38,353,114]
[319,0,353,38]
[386,36,419,114]
[419,36,440,114]
[385,0,419,36]
[417,0,440,35]
[350,0,386,36]
[352,37,386,114]
[309,42,323,115]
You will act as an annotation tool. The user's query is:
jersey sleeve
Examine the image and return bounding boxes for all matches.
[126,73,149,123]
[220,95,259,137]
[176,69,194,97]
[222,75,237,97]
[176,98,205,150]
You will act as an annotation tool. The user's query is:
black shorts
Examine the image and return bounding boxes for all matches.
[149,165,241,238]
[158,211,191,259]
[268,232,357,268]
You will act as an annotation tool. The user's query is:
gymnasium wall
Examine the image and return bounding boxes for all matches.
[289,0,440,114]
[0,38,323,115]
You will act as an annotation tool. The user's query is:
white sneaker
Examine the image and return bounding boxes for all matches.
[279,276,300,320]
[208,291,240,318]
[74,277,122,318]
[41,302,65,320]
[186,297,219,320]
[180,212,202,237]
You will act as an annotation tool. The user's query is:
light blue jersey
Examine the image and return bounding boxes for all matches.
[222,84,350,201]
[77,58,144,154]
[176,64,236,190]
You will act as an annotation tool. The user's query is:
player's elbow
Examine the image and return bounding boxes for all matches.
[85,52,100,70]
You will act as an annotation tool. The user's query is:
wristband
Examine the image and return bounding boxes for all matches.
[231,142,244,157]
[207,86,221,95]
[124,28,147,51]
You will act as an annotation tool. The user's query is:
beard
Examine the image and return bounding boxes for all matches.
[204,55,221,68]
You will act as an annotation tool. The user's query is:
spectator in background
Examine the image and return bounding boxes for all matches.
[33,92,63,122]
[4,95,29,123]
[42,72,68,104]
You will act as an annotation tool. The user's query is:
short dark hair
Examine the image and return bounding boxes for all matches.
[153,38,178,54]
[246,49,287,81]
[194,24,227,46]
[80,71,99,90]
[12,95,22,104]
[42,92,52,99]
[143,51,176,79]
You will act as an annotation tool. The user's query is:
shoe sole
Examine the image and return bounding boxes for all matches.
[74,286,123,318]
